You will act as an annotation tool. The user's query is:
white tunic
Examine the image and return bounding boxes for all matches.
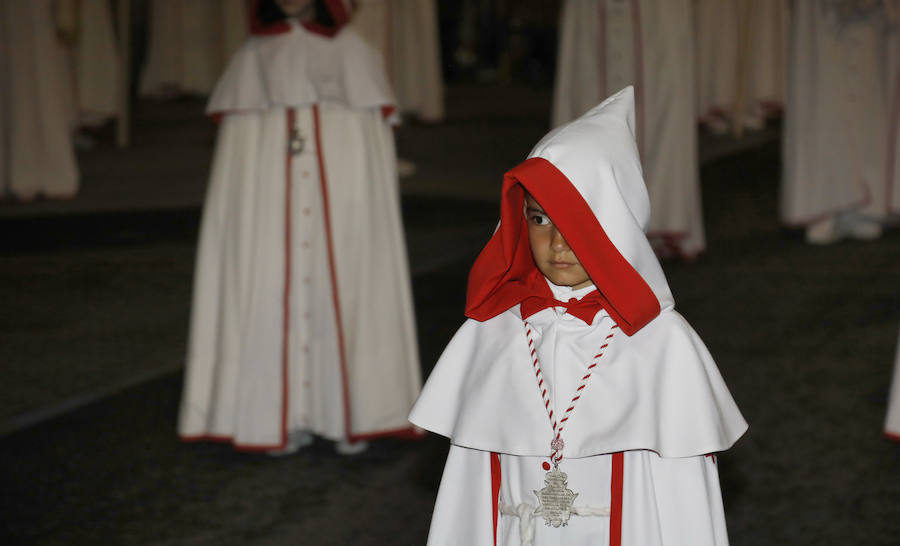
[0,0,79,200]
[781,2,899,225]
[178,21,421,449]
[353,0,445,122]
[552,0,704,258]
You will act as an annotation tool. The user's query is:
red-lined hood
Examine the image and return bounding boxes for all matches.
[465,87,674,336]
[250,0,353,37]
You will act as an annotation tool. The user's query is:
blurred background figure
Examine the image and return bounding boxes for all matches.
[0,0,79,200]
[781,1,899,244]
[353,0,444,123]
[694,0,788,135]
[887,327,900,442]
[139,0,248,99]
[178,0,421,456]
[56,0,121,148]
[552,0,704,259]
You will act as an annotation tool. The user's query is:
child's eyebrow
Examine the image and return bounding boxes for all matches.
[525,206,546,214]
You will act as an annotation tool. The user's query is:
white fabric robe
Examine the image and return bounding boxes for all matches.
[886,328,900,441]
[0,0,79,200]
[412,88,746,545]
[178,21,421,449]
[693,0,788,128]
[139,0,248,98]
[781,2,900,225]
[552,0,704,258]
[353,0,445,122]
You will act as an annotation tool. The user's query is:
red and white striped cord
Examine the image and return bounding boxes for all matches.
[524,321,617,465]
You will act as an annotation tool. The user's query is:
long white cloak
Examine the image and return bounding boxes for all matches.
[694,0,788,129]
[139,0,248,98]
[0,0,79,200]
[178,21,421,450]
[781,2,899,225]
[353,0,445,122]
[552,0,704,258]
[412,89,746,545]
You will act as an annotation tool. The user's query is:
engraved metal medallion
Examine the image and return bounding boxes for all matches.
[533,467,578,527]
[288,129,305,155]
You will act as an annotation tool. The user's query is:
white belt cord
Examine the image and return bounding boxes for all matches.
[498,502,611,546]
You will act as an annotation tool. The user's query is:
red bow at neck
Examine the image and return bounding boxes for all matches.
[520,290,607,325]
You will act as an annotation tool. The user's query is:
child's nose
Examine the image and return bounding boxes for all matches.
[550,228,570,251]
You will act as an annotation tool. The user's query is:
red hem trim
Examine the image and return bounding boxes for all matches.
[348,426,425,442]
[312,105,354,440]
[885,431,900,443]
[178,426,421,452]
[610,451,624,546]
[490,452,501,546]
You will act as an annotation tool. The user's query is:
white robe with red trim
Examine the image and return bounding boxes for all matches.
[781,2,900,225]
[552,0,704,258]
[353,0,445,122]
[412,89,746,545]
[178,20,421,449]
[0,0,79,200]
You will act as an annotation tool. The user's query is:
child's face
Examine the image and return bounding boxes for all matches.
[275,0,314,17]
[524,193,592,289]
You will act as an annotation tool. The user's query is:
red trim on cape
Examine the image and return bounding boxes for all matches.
[465,157,660,336]
[885,431,900,443]
[312,105,355,442]
[490,452,501,545]
[610,451,624,546]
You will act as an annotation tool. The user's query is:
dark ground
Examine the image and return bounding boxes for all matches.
[2,85,900,545]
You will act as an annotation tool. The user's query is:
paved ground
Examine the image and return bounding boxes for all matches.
[2,85,900,545]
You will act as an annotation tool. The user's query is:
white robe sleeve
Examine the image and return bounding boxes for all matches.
[623,453,730,546]
[427,445,497,546]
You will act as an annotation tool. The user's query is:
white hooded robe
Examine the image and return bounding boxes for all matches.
[178,19,421,450]
[411,88,747,545]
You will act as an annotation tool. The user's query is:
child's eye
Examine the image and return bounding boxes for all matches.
[530,213,552,226]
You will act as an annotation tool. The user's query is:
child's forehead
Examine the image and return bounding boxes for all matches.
[523,191,544,209]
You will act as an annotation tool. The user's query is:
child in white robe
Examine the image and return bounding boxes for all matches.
[178,0,422,455]
[410,87,747,545]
